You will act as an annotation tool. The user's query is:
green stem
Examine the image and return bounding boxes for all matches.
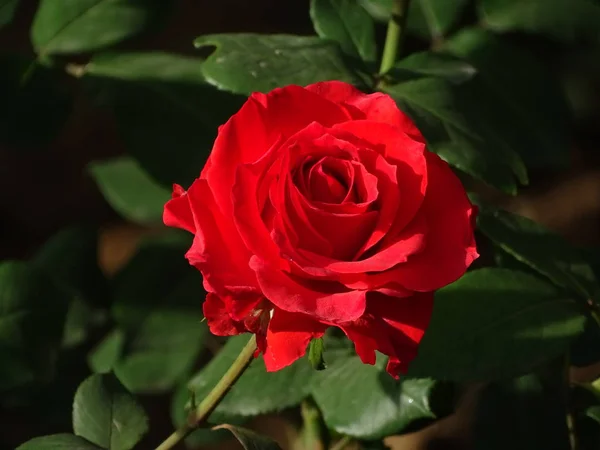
[155,335,257,450]
[329,435,353,450]
[301,400,325,450]
[378,0,412,75]
[564,351,578,450]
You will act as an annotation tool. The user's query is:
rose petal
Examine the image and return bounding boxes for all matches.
[307,156,350,204]
[233,164,284,264]
[224,291,265,321]
[334,120,427,236]
[291,178,379,261]
[250,256,367,322]
[351,148,401,255]
[340,291,434,377]
[311,160,378,215]
[299,212,427,276]
[391,152,479,291]
[305,80,425,142]
[263,308,328,371]
[205,86,351,214]
[163,184,195,233]
[270,148,335,258]
[184,179,258,293]
[203,293,247,336]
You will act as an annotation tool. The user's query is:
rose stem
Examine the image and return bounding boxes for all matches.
[564,351,578,450]
[155,334,258,450]
[301,400,326,450]
[329,435,354,450]
[378,0,412,76]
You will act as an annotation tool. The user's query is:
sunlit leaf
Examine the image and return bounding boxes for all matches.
[409,268,586,380]
[194,34,364,95]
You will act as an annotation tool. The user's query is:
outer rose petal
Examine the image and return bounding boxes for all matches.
[263,308,328,371]
[183,179,258,293]
[340,291,434,377]
[250,256,367,322]
[233,163,283,265]
[163,184,195,233]
[391,152,479,291]
[305,80,425,142]
[203,85,351,215]
[203,293,247,336]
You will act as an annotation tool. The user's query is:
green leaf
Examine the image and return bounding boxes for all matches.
[16,434,102,450]
[477,205,599,300]
[445,28,571,168]
[187,335,314,422]
[32,226,108,305]
[113,278,207,393]
[0,54,72,150]
[384,76,527,194]
[73,374,148,450]
[83,52,244,186]
[0,261,69,391]
[310,0,377,62]
[308,337,327,370]
[407,0,470,41]
[571,383,600,442]
[588,405,600,424]
[311,354,450,439]
[194,34,364,95]
[571,315,600,367]
[109,234,206,393]
[577,394,600,450]
[213,425,283,450]
[88,329,125,374]
[473,368,570,450]
[358,0,469,41]
[393,51,477,83]
[0,0,19,29]
[479,0,600,44]
[88,157,171,225]
[357,0,392,22]
[31,0,167,55]
[111,232,192,329]
[61,298,107,349]
[409,268,586,381]
[31,226,109,347]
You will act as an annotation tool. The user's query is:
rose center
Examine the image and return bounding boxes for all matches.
[306,156,353,204]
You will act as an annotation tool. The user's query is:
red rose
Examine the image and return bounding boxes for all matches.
[164,81,478,377]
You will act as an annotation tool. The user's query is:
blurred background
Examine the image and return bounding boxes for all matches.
[1,1,599,449]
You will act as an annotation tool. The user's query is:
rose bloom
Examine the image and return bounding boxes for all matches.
[164,81,478,377]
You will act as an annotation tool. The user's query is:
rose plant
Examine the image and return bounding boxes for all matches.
[164,81,478,377]
[4,0,600,450]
